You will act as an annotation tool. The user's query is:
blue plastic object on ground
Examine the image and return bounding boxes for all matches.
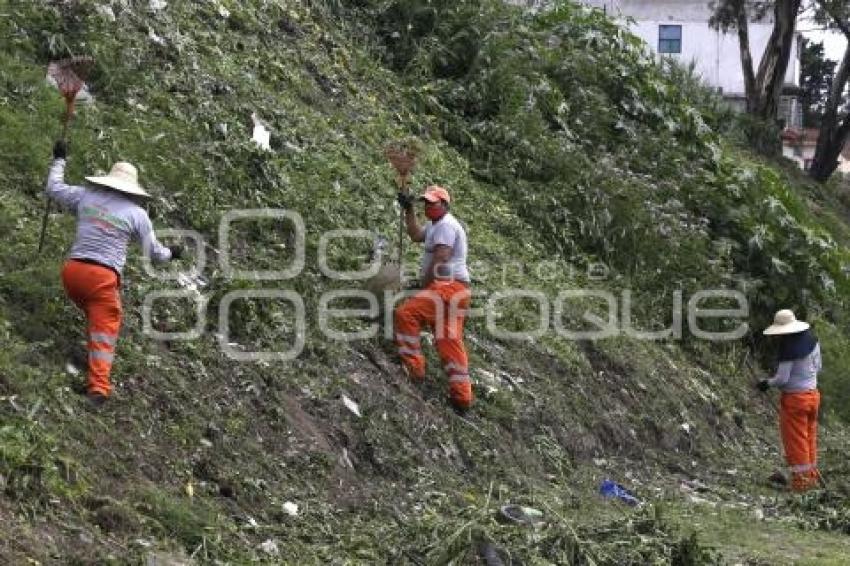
[599,479,640,506]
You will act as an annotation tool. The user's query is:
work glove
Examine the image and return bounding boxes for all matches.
[53,140,67,160]
[397,192,414,211]
[756,379,770,392]
[170,245,184,260]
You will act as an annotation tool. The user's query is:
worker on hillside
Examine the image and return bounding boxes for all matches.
[758,309,822,492]
[395,185,473,412]
[46,140,181,407]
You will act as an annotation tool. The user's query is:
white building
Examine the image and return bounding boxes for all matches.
[514,0,804,128]
[586,1,802,127]
[781,128,850,174]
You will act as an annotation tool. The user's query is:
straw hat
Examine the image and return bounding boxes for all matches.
[763,309,810,336]
[86,162,150,197]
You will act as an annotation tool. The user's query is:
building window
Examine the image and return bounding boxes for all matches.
[659,25,682,54]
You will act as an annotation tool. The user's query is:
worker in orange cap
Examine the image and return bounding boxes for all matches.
[46,140,182,407]
[395,185,473,411]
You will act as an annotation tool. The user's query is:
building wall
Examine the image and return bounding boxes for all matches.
[627,21,792,94]
[782,143,815,170]
[781,143,850,173]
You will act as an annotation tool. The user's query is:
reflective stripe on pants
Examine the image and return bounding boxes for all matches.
[394,280,473,407]
[62,260,122,397]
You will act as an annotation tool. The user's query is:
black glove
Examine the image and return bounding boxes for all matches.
[756,379,770,392]
[397,192,414,211]
[170,245,184,260]
[53,140,67,160]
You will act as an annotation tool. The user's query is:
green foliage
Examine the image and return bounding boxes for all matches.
[726,112,783,156]
[347,0,850,345]
[134,486,223,553]
[800,39,838,129]
[0,418,63,501]
[813,320,850,422]
[2,0,850,562]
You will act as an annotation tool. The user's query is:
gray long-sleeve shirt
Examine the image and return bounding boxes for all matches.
[768,343,821,392]
[46,159,171,274]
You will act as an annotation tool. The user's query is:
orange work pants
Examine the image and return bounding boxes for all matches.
[394,280,473,408]
[61,260,122,397]
[779,390,820,491]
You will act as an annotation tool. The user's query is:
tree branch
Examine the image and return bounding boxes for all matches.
[814,0,850,39]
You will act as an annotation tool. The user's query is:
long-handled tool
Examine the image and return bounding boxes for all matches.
[362,139,423,301]
[384,139,422,279]
[38,56,95,253]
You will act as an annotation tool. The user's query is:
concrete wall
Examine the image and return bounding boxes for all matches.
[781,143,850,173]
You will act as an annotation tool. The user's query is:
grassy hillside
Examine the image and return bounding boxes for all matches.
[2,0,850,563]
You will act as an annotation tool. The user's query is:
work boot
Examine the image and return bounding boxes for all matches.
[767,470,787,487]
[791,472,813,493]
[86,392,108,408]
[449,398,472,416]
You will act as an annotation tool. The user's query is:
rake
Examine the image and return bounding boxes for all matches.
[38,56,96,253]
[384,138,422,269]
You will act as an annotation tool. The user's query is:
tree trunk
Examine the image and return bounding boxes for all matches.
[751,0,803,121]
[809,46,850,182]
[734,1,758,112]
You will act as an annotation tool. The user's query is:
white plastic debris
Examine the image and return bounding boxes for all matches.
[282,501,299,517]
[95,5,116,21]
[476,369,500,394]
[283,141,303,153]
[685,494,715,506]
[148,28,166,46]
[251,112,271,151]
[680,422,692,434]
[340,448,354,469]
[176,272,208,297]
[258,539,279,556]
[65,363,80,376]
[217,4,230,18]
[342,395,361,418]
[149,0,167,11]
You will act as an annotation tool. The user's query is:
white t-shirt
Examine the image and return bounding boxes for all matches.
[420,212,470,283]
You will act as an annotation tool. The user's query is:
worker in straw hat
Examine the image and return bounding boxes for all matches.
[758,309,822,491]
[46,140,182,407]
[395,185,473,412]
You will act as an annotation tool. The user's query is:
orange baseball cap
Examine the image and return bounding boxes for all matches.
[420,185,451,204]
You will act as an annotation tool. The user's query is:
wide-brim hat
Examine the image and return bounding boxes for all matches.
[763,309,810,336]
[86,161,150,197]
[420,185,451,204]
